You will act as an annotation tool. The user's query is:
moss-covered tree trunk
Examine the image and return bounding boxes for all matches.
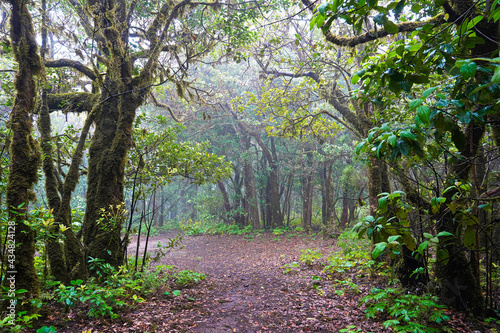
[253,135,283,227]
[241,134,260,229]
[301,151,314,232]
[37,0,88,283]
[435,122,486,314]
[2,0,42,312]
[83,81,142,267]
[321,159,334,237]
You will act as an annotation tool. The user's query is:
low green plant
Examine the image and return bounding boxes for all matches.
[164,289,181,297]
[174,270,206,288]
[281,261,300,274]
[299,248,324,266]
[52,259,179,318]
[337,230,371,256]
[146,225,159,237]
[360,287,450,332]
[333,279,361,295]
[0,311,42,333]
[339,325,363,333]
[36,326,57,333]
[272,227,288,236]
[294,226,304,232]
[323,254,356,274]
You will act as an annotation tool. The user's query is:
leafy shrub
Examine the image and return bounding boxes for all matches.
[147,225,159,237]
[281,261,300,274]
[53,259,183,318]
[299,248,324,266]
[332,279,360,295]
[273,227,288,235]
[294,226,304,232]
[174,270,206,288]
[337,229,371,256]
[360,287,450,332]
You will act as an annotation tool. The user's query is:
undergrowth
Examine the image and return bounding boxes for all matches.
[360,287,451,332]
[2,259,205,332]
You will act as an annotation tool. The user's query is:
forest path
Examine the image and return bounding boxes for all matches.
[35,231,477,332]
[125,231,385,332]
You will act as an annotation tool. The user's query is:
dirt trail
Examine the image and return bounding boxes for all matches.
[125,232,384,333]
[32,231,484,332]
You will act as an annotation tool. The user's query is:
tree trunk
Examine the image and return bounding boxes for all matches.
[241,135,260,229]
[2,0,42,312]
[434,122,486,315]
[321,160,334,227]
[339,186,349,229]
[253,135,282,227]
[82,80,142,267]
[217,180,232,223]
[302,173,314,232]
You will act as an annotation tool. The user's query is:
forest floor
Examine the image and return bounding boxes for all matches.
[34,231,498,332]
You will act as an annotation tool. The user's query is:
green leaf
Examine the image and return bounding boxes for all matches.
[317,3,328,15]
[478,203,492,211]
[423,233,433,239]
[37,326,58,333]
[310,16,317,30]
[393,0,406,19]
[463,225,476,248]
[378,196,388,211]
[417,105,430,124]
[387,235,401,243]
[388,134,397,147]
[436,231,453,237]
[492,65,500,83]
[355,141,366,154]
[388,77,402,93]
[383,19,399,34]
[466,15,483,30]
[400,130,417,141]
[436,249,449,264]
[352,74,360,84]
[393,140,405,157]
[316,14,325,28]
[460,61,477,80]
[372,242,387,259]
[423,86,438,98]
[417,241,429,255]
[409,99,423,109]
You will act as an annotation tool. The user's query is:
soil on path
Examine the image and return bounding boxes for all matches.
[126,231,384,333]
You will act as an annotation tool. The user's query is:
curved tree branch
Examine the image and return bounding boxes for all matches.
[300,0,446,47]
[149,92,184,122]
[323,15,446,47]
[45,59,98,81]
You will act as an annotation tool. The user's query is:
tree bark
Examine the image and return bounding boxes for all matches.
[241,134,260,229]
[2,0,42,312]
[217,180,232,223]
[253,135,283,227]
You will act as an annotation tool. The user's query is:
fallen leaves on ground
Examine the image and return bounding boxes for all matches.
[32,232,498,332]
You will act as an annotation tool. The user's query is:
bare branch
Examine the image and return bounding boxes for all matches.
[149,92,184,123]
